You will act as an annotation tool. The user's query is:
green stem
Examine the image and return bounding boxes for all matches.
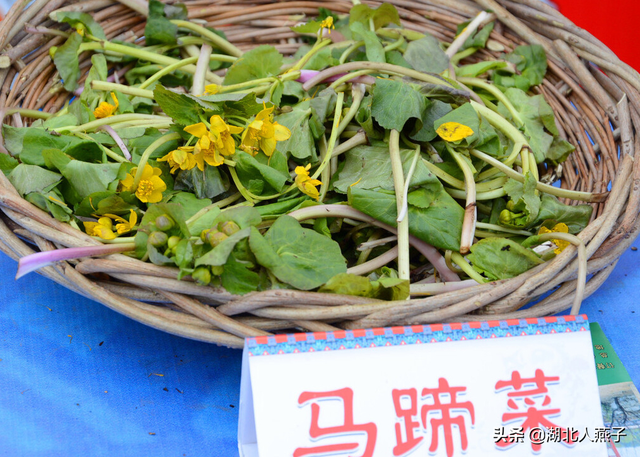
[446,187,507,200]
[475,176,508,193]
[535,232,587,315]
[448,146,477,255]
[313,92,345,197]
[185,192,243,227]
[56,114,171,133]
[111,122,173,131]
[476,141,524,181]
[421,159,465,189]
[450,47,477,65]
[139,56,198,90]
[450,252,487,283]
[91,81,154,99]
[72,132,127,163]
[389,129,410,281]
[4,108,52,119]
[133,133,181,187]
[383,35,405,53]
[79,41,218,82]
[303,61,458,91]
[458,77,524,127]
[289,39,331,72]
[470,101,528,146]
[329,69,374,91]
[470,148,605,202]
[170,20,243,57]
[339,40,365,64]
[336,83,365,136]
[228,167,257,204]
[475,222,533,236]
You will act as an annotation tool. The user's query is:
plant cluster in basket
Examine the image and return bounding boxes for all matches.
[0,1,620,338]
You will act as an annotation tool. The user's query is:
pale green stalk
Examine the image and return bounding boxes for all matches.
[475,222,533,236]
[185,193,243,227]
[139,56,198,90]
[535,232,587,315]
[449,146,477,254]
[389,130,410,282]
[336,83,366,136]
[383,35,405,52]
[289,39,331,72]
[170,20,243,57]
[450,252,486,283]
[339,40,365,64]
[470,148,606,202]
[313,91,345,190]
[446,187,507,200]
[133,133,181,187]
[4,108,51,119]
[91,81,154,99]
[329,70,375,90]
[476,176,508,192]
[55,114,171,133]
[458,77,524,127]
[421,159,465,189]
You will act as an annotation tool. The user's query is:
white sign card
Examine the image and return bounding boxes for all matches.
[238,315,607,456]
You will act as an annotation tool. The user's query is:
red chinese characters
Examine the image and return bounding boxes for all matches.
[392,379,475,457]
[294,388,377,457]
[495,369,578,451]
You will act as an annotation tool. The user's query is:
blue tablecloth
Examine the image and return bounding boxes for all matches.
[1,246,638,456]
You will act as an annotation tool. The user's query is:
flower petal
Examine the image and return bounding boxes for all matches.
[184,122,209,138]
[436,122,474,142]
[273,122,291,141]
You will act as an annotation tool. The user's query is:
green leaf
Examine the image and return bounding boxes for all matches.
[371,78,427,131]
[350,22,385,63]
[54,31,83,91]
[187,207,221,237]
[531,195,593,234]
[333,143,436,193]
[249,215,347,290]
[145,0,179,45]
[235,151,289,194]
[196,227,251,267]
[546,137,575,166]
[467,238,543,280]
[500,88,556,162]
[220,254,260,295]
[256,196,308,219]
[291,20,323,35]
[349,184,464,251]
[60,161,121,200]
[52,11,106,40]
[499,172,541,228]
[0,154,19,175]
[43,113,79,130]
[224,45,283,86]
[355,95,384,140]
[75,192,137,217]
[411,99,452,142]
[153,85,202,125]
[174,165,230,199]
[167,192,212,220]
[211,206,262,231]
[274,103,315,159]
[318,272,409,300]
[8,164,62,196]
[433,102,480,146]
[455,20,494,51]
[349,3,401,30]
[404,35,450,74]
[493,45,547,92]
[27,190,73,222]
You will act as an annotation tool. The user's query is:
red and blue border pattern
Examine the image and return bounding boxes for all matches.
[246,315,589,357]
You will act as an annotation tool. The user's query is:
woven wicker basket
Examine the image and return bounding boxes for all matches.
[0,0,638,348]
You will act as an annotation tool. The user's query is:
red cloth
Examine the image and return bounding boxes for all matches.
[555,0,640,71]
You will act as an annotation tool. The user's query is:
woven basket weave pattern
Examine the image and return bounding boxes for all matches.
[0,0,638,348]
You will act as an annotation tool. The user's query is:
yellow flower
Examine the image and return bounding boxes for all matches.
[184,116,243,169]
[105,210,138,235]
[120,164,166,203]
[320,17,335,34]
[84,217,117,240]
[204,84,220,95]
[538,222,570,254]
[94,92,119,119]
[436,122,474,142]
[158,146,198,174]
[295,164,322,201]
[240,104,291,157]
